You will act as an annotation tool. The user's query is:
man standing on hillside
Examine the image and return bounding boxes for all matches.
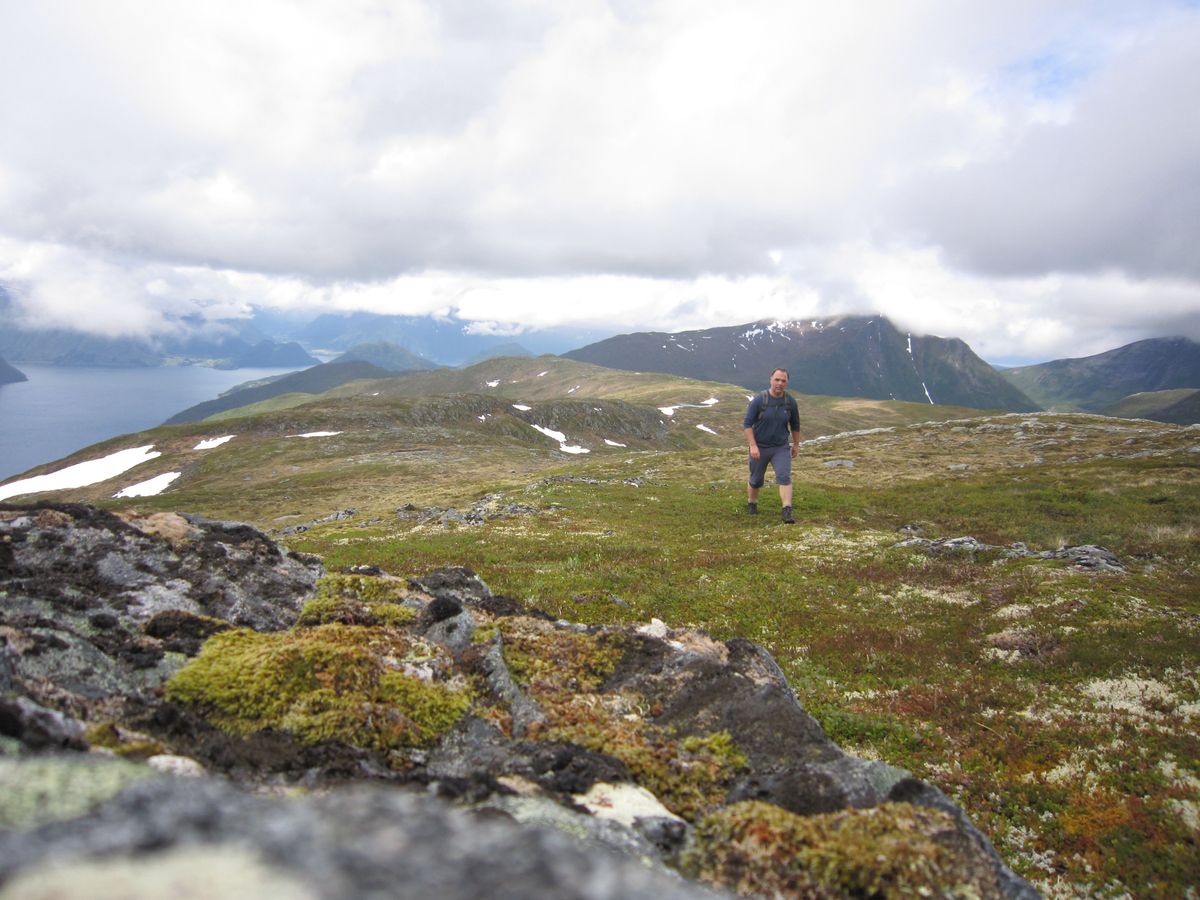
[743,367,802,524]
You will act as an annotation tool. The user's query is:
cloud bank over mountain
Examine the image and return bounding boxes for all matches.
[1,1,1198,363]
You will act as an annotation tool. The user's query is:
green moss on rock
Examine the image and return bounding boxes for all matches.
[682,799,1001,898]
[296,574,418,627]
[84,722,168,760]
[166,624,472,754]
[499,618,746,819]
[501,620,624,691]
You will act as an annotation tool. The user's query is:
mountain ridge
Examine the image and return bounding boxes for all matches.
[332,341,441,372]
[563,316,1040,412]
[163,360,396,425]
[1000,336,1200,412]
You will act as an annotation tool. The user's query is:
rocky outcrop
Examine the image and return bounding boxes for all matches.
[0,502,1038,898]
[895,533,1125,571]
[0,503,322,737]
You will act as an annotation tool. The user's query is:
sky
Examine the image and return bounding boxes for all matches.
[1,1,1198,365]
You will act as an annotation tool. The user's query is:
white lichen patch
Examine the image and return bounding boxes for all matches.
[982,647,1021,664]
[843,688,881,701]
[1038,751,1101,791]
[779,526,895,563]
[572,781,683,828]
[1168,798,1199,833]
[1158,756,1200,792]
[891,584,977,607]
[993,604,1034,621]
[1080,675,1179,718]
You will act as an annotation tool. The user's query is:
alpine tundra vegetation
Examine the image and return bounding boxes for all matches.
[1,358,1197,897]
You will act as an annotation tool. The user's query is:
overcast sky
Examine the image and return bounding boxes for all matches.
[1,1,1198,364]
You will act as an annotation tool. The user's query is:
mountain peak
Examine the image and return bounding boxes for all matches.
[565,316,1037,412]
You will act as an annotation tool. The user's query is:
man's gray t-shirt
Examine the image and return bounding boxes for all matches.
[743,392,799,447]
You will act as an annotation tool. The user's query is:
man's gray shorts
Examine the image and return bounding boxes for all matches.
[748,444,792,488]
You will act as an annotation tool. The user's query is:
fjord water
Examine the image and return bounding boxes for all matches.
[0,365,302,482]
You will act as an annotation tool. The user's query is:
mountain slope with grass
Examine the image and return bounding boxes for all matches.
[563,316,1040,412]
[1001,336,1200,412]
[163,360,396,425]
[1101,387,1200,425]
[1,363,1197,897]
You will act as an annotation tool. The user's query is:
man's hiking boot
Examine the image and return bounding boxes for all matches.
[781,505,795,524]
[747,502,758,515]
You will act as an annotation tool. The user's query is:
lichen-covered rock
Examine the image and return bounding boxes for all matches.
[0,502,323,727]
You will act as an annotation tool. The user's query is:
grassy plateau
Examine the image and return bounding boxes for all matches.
[7,357,1199,898]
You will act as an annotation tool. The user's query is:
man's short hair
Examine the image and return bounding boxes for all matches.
[771,367,789,378]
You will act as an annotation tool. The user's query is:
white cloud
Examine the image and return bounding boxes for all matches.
[0,1,1197,361]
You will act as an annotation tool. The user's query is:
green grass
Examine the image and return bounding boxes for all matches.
[285,424,1199,898]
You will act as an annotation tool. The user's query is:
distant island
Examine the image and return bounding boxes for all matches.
[0,355,28,385]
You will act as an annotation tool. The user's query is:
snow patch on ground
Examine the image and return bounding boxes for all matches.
[530,423,590,454]
[604,439,627,447]
[696,424,718,435]
[512,404,532,411]
[194,436,235,450]
[531,424,567,443]
[289,431,342,438]
[0,445,162,501]
[114,472,181,498]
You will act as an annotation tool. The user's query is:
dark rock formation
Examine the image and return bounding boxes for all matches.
[0,502,1038,898]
